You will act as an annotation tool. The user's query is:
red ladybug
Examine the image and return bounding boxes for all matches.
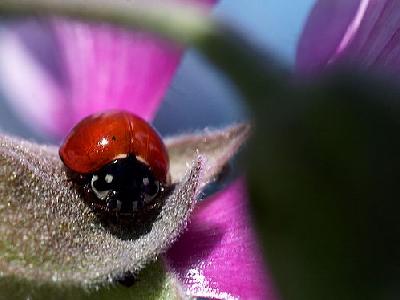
[59,110,169,217]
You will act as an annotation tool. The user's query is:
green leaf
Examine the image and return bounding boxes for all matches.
[248,72,400,300]
[0,0,288,106]
[0,261,183,300]
[0,134,203,286]
[165,123,250,185]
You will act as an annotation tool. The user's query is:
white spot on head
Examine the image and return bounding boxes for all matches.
[105,174,113,184]
[91,175,109,200]
[143,177,149,186]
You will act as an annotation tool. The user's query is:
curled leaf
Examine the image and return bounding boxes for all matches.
[0,134,203,286]
[165,123,250,185]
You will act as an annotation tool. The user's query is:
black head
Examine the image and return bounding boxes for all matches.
[82,155,164,219]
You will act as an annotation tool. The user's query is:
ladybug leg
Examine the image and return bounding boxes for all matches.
[105,190,119,211]
[105,191,132,217]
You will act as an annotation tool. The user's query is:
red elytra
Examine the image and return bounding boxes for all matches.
[59,111,169,183]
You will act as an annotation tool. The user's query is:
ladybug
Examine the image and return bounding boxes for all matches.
[59,110,169,218]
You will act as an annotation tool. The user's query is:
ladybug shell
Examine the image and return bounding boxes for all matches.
[59,111,169,183]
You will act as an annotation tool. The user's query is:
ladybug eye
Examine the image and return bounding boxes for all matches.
[143,177,160,203]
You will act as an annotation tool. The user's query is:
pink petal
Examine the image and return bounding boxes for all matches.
[296,0,368,73]
[297,0,400,76]
[0,21,180,138]
[340,0,400,73]
[0,23,67,137]
[0,0,217,139]
[165,178,278,300]
[53,20,183,135]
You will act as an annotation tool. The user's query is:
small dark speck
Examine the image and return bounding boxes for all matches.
[112,136,117,141]
[116,271,137,287]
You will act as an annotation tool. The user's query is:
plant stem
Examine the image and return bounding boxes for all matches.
[0,0,289,104]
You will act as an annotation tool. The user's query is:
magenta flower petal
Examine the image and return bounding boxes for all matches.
[297,0,400,76]
[53,20,183,134]
[165,178,277,300]
[296,0,365,73]
[0,21,180,137]
[0,0,217,138]
[339,0,400,72]
[0,22,66,137]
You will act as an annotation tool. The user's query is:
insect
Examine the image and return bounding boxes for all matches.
[59,110,169,218]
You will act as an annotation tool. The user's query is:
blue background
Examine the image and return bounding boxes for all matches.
[155,0,317,134]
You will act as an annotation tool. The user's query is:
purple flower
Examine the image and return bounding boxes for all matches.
[297,0,400,75]
[0,19,182,137]
[0,2,274,299]
[165,178,277,299]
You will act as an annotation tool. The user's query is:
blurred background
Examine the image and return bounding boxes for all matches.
[0,0,317,141]
[3,2,400,300]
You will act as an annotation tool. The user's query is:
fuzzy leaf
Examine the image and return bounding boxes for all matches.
[0,134,203,286]
[165,123,250,185]
[0,124,249,293]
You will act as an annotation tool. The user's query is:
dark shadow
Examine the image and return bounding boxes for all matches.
[114,271,137,287]
[92,185,176,241]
